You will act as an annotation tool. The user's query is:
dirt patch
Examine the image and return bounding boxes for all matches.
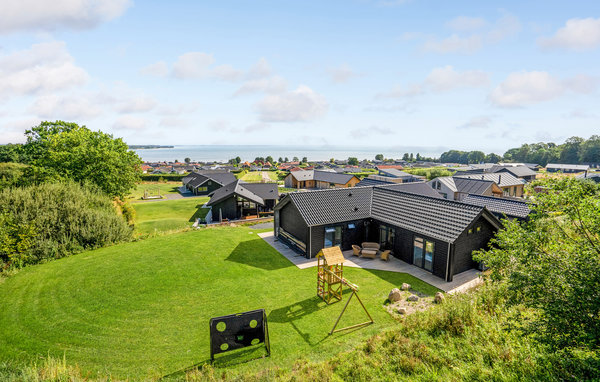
[384,289,435,318]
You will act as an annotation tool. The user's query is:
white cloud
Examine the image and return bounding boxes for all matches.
[115,95,157,113]
[257,85,328,122]
[425,65,489,91]
[446,16,487,32]
[422,13,520,54]
[212,64,243,81]
[234,76,287,96]
[0,41,88,98]
[112,115,148,130]
[350,126,393,138]
[246,58,272,79]
[172,52,215,79]
[489,71,598,108]
[326,64,361,84]
[0,0,131,34]
[139,61,168,77]
[378,66,488,99]
[538,18,600,51]
[423,34,483,54]
[29,94,102,120]
[457,115,494,129]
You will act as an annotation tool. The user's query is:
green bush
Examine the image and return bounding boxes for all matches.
[0,182,133,269]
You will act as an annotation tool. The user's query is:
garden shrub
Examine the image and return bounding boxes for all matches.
[0,181,133,270]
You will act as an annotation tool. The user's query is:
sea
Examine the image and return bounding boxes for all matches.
[132,145,449,163]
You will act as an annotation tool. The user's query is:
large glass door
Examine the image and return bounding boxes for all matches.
[413,237,424,266]
[413,236,434,272]
[379,225,395,250]
[324,226,342,248]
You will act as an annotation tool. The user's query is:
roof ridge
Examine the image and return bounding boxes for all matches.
[374,186,483,211]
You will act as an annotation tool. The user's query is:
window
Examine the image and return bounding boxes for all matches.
[197,186,208,192]
[476,226,481,232]
[347,223,355,229]
[379,225,395,250]
[413,236,434,272]
[468,228,473,234]
[324,226,342,248]
[441,193,448,199]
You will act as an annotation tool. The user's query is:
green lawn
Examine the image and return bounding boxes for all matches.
[0,227,439,380]
[127,182,182,201]
[133,197,210,234]
[240,171,279,183]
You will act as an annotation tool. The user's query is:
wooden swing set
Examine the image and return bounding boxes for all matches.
[316,247,374,335]
[142,186,163,200]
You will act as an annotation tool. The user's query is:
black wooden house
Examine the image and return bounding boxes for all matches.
[274,184,501,282]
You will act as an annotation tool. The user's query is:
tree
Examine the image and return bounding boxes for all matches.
[348,157,359,166]
[579,135,600,163]
[284,157,289,162]
[330,158,335,163]
[475,178,600,350]
[0,163,30,190]
[266,156,274,164]
[560,136,584,164]
[402,153,409,161]
[302,157,308,163]
[23,121,142,198]
[375,154,384,161]
[278,157,283,163]
[467,151,485,164]
[409,153,414,162]
[485,153,502,163]
[293,156,299,162]
[416,153,422,161]
[0,144,27,163]
[184,157,191,164]
[235,156,241,164]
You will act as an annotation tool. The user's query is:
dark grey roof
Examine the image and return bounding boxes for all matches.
[277,185,500,242]
[491,165,537,178]
[576,172,600,182]
[376,182,444,199]
[462,194,531,220]
[379,168,414,178]
[453,177,494,195]
[281,186,373,226]
[371,187,498,243]
[454,172,524,188]
[289,170,357,184]
[546,163,589,171]
[207,180,279,206]
[185,171,237,189]
[356,177,394,187]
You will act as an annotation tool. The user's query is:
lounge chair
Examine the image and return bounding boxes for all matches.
[379,250,391,262]
[352,245,362,257]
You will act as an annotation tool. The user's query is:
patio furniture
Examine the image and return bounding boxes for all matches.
[361,242,380,251]
[352,245,362,257]
[379,250,391,262]
[361,250,376,259]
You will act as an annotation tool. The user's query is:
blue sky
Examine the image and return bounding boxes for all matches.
[0,0,599,154]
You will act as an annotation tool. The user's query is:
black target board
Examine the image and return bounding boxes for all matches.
[209,309,270,362]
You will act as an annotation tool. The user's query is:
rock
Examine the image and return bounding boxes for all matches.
[396,307,407,315]
[401,283,411,291]
[407,294,419,302]
[434,292,445,304]
[388,288,402,303]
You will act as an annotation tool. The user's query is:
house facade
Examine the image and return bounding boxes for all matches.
[207,180,279,221]
[283,170,360,189]
[274,185,501,282]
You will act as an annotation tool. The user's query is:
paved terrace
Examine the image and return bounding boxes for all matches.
[258,231,481,294]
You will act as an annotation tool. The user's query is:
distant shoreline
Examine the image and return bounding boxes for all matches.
[128,145,174,150]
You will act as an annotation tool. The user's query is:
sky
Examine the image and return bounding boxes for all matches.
[0,0,599,154]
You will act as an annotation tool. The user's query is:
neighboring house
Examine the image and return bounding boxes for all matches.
[462,194,531,221]
[546,163,590,173]
[207,180,279,221]
[377,168,423,183]
[274,186,501,282]
[454,173,525,197]
[182,171,237,195]
[427,177,502,200]
[576,172,600,183]
[283,170,360,189]
[376,165,404,170]
[490,165,537,182]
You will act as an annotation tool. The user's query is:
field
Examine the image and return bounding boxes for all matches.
[0,227,438,380]
[133,197,210,234]
[126,182,182,201]
[239,171,280,183]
